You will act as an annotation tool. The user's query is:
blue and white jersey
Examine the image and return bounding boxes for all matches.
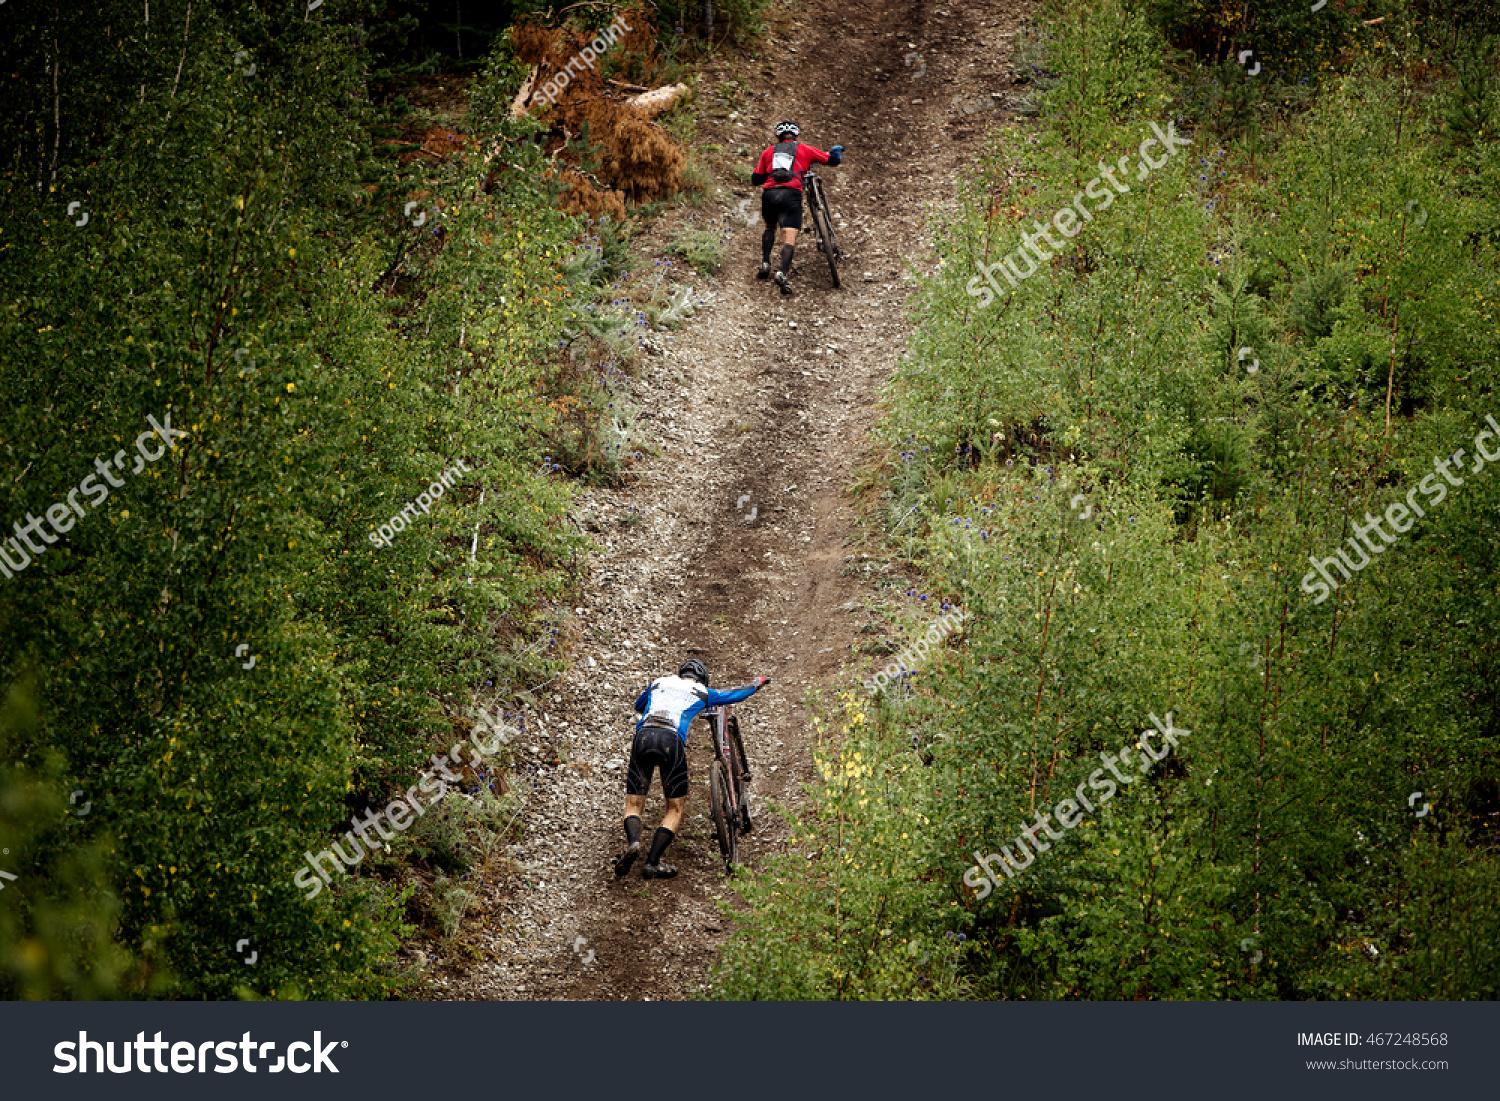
[634,675,762,743]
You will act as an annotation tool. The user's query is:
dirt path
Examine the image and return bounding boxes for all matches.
[437,0,1035,1001]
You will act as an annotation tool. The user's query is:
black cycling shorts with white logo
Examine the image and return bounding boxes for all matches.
[761,185,804,230]
[626,725,690,800]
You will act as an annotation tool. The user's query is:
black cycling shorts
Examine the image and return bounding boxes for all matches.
[761,185,804,231]
[626,725,690,800]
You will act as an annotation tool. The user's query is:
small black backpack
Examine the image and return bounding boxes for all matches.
[770,140,799,184]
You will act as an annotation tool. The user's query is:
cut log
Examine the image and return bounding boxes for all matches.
[626,82,692,119]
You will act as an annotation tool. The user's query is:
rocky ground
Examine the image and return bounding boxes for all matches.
[435,0,1036,1001]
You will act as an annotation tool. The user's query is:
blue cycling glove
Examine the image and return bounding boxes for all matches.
[829,144,844,165]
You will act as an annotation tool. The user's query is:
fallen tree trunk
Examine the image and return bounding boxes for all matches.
[626,82,692,118]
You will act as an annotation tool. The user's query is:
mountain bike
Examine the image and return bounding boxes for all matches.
[801,166,841,289]
[700,703,753,870]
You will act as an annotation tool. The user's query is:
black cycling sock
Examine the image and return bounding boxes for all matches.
[761,227,775,263]
[624,815,642,846]
[780,244,795,275]
[647,826,674,864]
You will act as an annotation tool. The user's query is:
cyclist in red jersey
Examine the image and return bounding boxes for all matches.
[751,121,843,296]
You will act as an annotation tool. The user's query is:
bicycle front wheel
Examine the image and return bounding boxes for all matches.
[709,758,738,867]
[812,201,840,288]
[729,716,753,834]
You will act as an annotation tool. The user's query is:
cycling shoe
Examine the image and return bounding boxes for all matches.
[614,841,640,878]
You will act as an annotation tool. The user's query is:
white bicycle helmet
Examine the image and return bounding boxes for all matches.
[774,120,800,141]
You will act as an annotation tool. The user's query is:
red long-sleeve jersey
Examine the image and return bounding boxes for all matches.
[752,143,833,192]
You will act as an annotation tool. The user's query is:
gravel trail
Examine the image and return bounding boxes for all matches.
[437,0,1035,1001]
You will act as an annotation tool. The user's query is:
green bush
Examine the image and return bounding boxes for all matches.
[0,0,630,997]
[665,227,726,274]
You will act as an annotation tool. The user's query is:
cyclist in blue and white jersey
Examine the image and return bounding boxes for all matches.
[614,658,770,880]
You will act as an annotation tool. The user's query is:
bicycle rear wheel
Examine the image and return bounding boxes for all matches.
[709,758,738,867]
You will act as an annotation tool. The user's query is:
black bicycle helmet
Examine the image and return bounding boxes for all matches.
[774,120,800,141]
[678,658,709,685]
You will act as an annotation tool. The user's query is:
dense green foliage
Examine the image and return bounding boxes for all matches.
[714,0,1500,1000]
[0,0,660,997]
